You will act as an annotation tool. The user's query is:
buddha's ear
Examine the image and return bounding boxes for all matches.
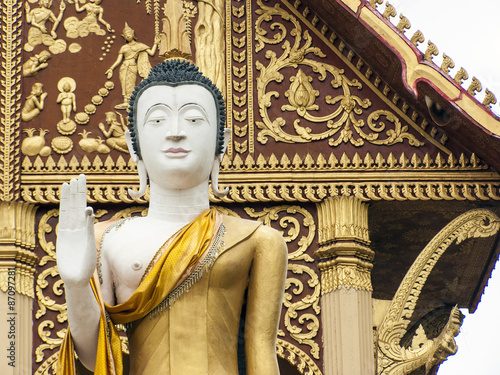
[217,128,231,162]
[125,130,139,162]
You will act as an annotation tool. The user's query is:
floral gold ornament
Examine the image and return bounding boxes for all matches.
[51,136,73,154]
[158,0,196,59]
[254,0,423,148]
[21,128,51,157]
[75,111,90,125]
[22,83,48,122]
[24,0,67,54]
[56,77,77,135]
[68,42,82,53]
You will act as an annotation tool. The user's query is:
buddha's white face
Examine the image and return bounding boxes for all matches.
[136,84,218,190]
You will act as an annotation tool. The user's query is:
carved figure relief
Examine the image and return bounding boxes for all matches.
[98,111,128,152]
[106,23,159,109]
[25,0,67,54]
[56,77,77,135]
[22,50,51,77]
[22,83,48,122]
[64,0,113,38]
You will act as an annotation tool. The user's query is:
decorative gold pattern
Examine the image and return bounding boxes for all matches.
[423,40,438,62]
[226,0,254,155]
[276,339,323,375]
[0,202,39,297]
[1,0,22,201]
[376,209,500,374]
[276,1,452,152]
[440,53,455,74]
[396,14,410,33]
[255,1,423,148]
[315,196,374,294]
[483,89,497,109]
[467,77,482,96]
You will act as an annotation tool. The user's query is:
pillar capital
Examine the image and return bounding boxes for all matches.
[315,196,374,294]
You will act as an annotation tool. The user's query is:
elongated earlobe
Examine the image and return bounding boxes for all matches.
[128,159,148,199]
[125,129,148,199]
[211,156,228,197]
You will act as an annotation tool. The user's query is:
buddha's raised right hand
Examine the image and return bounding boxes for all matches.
[57,174,97,288]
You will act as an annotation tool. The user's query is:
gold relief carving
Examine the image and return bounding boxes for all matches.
[25,0,67,54]
[441,53,455,74]
[396,14,411,33]
[194,0,226,94]
[454,67,469,85]
[1,0,22,201]
[74,80,115,126]
[245,206,320,359]
[51,136,73,154]
[22,50,51,77]
[64,0,113,39]
[97,111,128,153]
[254,1,423,149]
[410,30,424,47]
[227,0,254,155]
[78,130,111,154]
[68,42,82,53]
[158,0,196,59]
[106,22,158,109]
[22,128,52,157]
[423,40,438,62]
[376,209,500,374]
[483,89,497,109]
[22,83,48,122]
[369,0,383,8]
[315,196,373,293]
[382,3,396,20]
[467,77,482,96]
[0,202,39,298]
[276,339,323,375]
[56,77,78,135]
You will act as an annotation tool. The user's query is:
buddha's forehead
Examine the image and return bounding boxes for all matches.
[136,84,216,117]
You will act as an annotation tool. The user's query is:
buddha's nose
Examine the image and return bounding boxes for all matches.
[166,119,186,141]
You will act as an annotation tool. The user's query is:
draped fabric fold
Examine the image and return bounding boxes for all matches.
[57,208,221,375]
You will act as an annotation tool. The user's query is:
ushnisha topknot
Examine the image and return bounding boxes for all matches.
[127,59,226,159]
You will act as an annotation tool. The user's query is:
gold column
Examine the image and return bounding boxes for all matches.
[0,202,38,374]
[315,196,375,375]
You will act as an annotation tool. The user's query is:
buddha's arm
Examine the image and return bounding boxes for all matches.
[57,175,112,371]
[245,225,288,375]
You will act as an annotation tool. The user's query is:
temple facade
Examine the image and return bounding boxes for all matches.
[1,1,499,374]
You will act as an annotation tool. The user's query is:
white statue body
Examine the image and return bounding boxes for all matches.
[57,63,287,374]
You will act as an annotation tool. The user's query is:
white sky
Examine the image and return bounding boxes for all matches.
[385,1,500,373]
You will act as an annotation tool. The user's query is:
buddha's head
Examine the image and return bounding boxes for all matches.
[126,59,228,192]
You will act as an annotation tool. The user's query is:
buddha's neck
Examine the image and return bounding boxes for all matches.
[147,181,210,223]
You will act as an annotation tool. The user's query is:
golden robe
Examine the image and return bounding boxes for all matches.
[59,213,288,375]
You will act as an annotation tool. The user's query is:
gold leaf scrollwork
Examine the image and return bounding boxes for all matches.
[254,0,423,148]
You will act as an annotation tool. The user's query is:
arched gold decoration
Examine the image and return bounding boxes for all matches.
[376,209,500,374]
[254,0,423,148]
[277,339,323,375]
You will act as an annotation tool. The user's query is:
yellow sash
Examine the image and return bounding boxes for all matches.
[58,208,220,374]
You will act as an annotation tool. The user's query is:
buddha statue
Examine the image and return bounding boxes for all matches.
[57,59,287,375]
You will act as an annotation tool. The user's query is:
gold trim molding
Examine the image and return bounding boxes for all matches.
[0,202,39,298]
[277,339,323,375]
[0,0,23,201]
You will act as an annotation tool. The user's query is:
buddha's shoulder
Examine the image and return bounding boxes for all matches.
[222,215,287,250]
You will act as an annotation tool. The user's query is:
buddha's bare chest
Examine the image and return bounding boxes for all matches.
[102,221,185,302]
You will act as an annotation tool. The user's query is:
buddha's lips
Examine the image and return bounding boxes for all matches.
[164,148,190,154]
